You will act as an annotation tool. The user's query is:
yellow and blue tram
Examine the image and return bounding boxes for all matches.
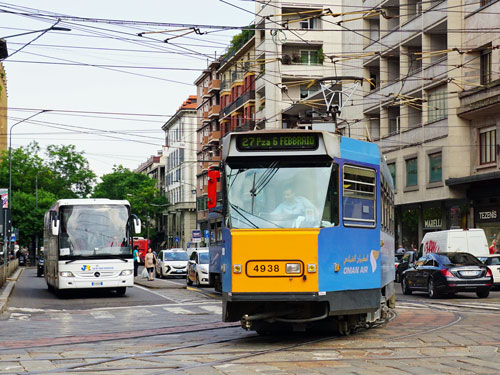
[209,130,395,334]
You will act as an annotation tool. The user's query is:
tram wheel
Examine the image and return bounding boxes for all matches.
[337,320,351,336]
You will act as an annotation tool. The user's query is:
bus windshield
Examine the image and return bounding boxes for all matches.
[59,205,132,259]
[225,159,337,229]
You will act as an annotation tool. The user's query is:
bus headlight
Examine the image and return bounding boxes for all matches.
[120,270,133,276]
[286,263,301,274]
[59,271,74,277]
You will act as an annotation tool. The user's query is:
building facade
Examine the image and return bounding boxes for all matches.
[254,0,343,129]
[349,0,500,249]
[162,96,198,249]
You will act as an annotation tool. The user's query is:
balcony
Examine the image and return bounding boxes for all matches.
[423,57,447,82]
[424,0,447,29]
[208,105,220,118]
[202,87,210,98]
[202,135,209,145]
[202,111,210,124]
[208,79,220,93]
[380,81,402,104]
[221,80,230,92]
[197,211,208,221]
[458,78,500,120]
[402,70,423,94]
[208,130,221,144]
[378,117,448,153]
[235,120,255,132]
[222,91,255,117]
[231,71,244,83]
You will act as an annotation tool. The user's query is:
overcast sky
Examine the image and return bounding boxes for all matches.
[1,1,254,177]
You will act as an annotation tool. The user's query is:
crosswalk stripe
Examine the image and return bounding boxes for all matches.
[9,313,31,320]
[90,311,114,319]
[199,305,222,314]
[50,312,72,321]
[163,307,196,315]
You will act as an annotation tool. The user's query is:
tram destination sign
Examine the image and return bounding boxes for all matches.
[236,133,319,151]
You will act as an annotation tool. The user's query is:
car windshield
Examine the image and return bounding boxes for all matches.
[198,252,209,264]
[479,256,500,265]
[225,159,336,229]
[165,252,188,261]
[437,253,482,266]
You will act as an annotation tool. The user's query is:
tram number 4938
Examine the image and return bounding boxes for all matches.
[254,264,280,273]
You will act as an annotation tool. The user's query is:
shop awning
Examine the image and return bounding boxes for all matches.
[446,171,500,186]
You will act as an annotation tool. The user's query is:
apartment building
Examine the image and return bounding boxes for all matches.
[254,0,343,129]
[162,96,198,249]
[350,0,500,248]
[194,60,223,244]
[0,62,6,151]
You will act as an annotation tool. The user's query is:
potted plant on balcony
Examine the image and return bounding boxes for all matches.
[292,54,301,64]
[282,54,292,65]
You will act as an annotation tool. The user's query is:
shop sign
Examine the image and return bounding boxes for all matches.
[476,207,499,223]
[424,219,442,229]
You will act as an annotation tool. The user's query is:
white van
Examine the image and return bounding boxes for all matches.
[420,229,489,258]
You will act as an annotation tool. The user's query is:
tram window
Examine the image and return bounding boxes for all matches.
[321,164,339,227]
[343,165,376,228]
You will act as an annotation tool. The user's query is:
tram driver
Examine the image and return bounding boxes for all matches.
[271,186,319,227]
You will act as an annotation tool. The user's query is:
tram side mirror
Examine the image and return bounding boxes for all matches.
[207,169,220,211]
[50,211,59,236]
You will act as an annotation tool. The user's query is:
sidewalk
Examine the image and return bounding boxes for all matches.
[0,267,23,314]
[134,275,186,289]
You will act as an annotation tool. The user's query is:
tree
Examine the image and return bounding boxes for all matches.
[0,142,96,248]
[93,165,169,241]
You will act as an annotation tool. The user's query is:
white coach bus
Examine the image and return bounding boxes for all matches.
[44,199,141,296]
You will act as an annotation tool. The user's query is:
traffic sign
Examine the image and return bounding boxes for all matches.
[174,236,179,243]
[192,230,201,239]
[204,230,210,239]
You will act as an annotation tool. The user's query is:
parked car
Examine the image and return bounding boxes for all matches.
[186,249,210,287]
[395,250,418,283]
[478,254,500,289]
[156,248,188,278]
[401,252,493,299]
[394,253,404,281]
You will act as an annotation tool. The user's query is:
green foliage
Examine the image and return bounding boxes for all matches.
[0,142,96,247]
[93,165,169,238]
[317,47,324,65]
[227,25,255,55]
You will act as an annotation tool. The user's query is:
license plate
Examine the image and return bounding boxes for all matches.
[246,260,303,277]
[91,281,103,286]
[460,271,479,277]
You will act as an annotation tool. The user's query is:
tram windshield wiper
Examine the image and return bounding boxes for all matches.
[229,203,258,229]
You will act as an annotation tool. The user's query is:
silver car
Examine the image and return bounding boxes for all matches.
[156,249,188,278]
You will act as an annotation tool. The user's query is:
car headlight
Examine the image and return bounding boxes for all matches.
[59,271,74,277]
[120,270,133,276]
[200,267,208,274]
[286,263,301,274]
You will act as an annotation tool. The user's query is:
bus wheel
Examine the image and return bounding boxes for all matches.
[116,287,126,296]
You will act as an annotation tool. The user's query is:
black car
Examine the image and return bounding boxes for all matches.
[395,251,419,283]
[401,252,493,299]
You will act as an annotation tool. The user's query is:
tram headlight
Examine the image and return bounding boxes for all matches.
[233,264,242,273]
[286,263,301,274]
[307,264,317,273]
[59,271,74,277]
[120,270,133,276]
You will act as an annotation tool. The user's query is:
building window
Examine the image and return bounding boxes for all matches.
[481,49,492,85]
[300,84,319,99]
[480,0,493,7]
[427,85,447,123]
[405,158,418,187]
[300,50,319,65]
[428,152,442,183]
[388,163,396,189]
[300,18,318,30]
[479,127,497,165]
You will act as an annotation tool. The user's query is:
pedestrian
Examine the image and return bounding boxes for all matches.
[144,248,157,281]
[133,245,140,277]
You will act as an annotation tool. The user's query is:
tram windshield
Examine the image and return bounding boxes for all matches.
[225,159,338,229]
[59,205,132,260]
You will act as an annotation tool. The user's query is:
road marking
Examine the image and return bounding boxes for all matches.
[133,285,178,302]
[9,313,31,320]
[50,312,72,321]
[199,305,222,314]
[90,311,115,319]
[128,308,155,317]
[163,307,197,315]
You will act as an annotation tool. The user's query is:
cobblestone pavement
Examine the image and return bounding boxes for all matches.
[1,271,500,374]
